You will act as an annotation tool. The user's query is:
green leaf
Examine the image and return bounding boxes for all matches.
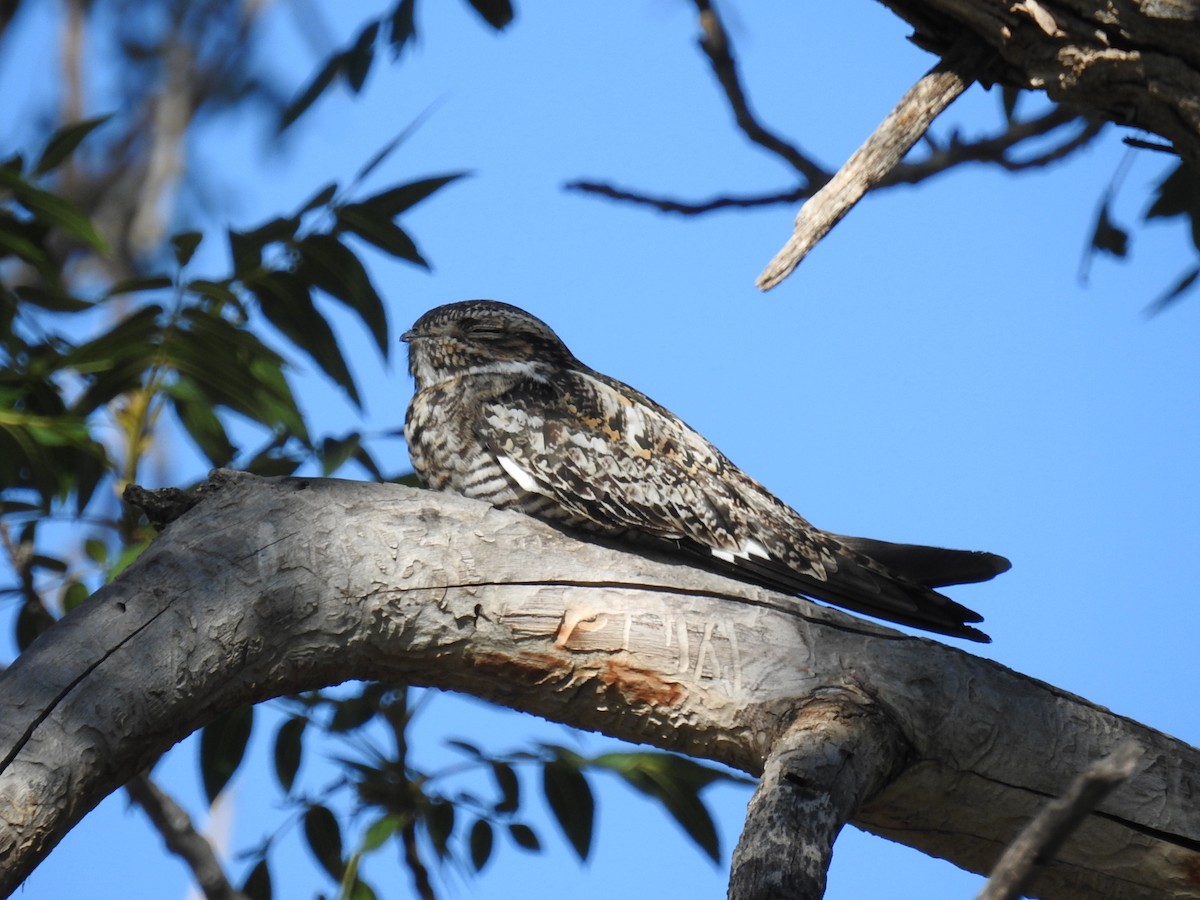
[299,182,339,215]
[508,822,540,851]
[1090,201,1128,258]
[352,445,385,482]
[103,275,174,298]
[172,307,307,439]
[15,597,56,650]
[199,704,255,804]
[304,803,345,881]
[0,166,108,254]
[491,760,519,814]
[425,799,455,858]
[108,540,149,580]
[84,538,107,565]
[64,304,162,371]
[363,814,401,852]
[12,284,92,312]
[280,53,343,131]
[335,207,426,268]
[469,818,493,871]
[465,0,514,30]
[320,433,362,476]
[1146,265,1200,315]
[542,758,593,860]
[168,378,238,466]
[34,114,113,175]
[273,716,307,793]
[329,691,380,732]
[186,278,241,308]
[248,270,362,407]
[591,752,740,862]
[242,858,272,900]
[1145,161,1200,221]
[1145,161,1200,250]
[171,231,203,267]
[351,173,467,219]
[345,21,380,92]
[295,233,389,352]
[60,579,90,612]
[387,0,418,57]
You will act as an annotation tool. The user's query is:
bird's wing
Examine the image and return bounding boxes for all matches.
[481,368,992,642]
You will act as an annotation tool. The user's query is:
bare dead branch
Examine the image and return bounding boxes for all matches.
[885,105,1101,184]
[978,742,1146,900]
[125,773,249,900]
[757,46,986,290]
[566,106,1099,215]
[691,0,828,186]
[562,179,812,214]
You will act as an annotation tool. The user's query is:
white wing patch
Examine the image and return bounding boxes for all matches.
[498,453,545,494]
[711,538,772,564]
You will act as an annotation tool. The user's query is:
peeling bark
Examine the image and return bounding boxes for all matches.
[879,0,1200,169]
[0,472,1198,898]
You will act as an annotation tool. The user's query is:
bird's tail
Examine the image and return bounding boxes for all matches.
[831,535,1011,589]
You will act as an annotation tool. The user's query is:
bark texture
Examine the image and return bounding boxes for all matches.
[0,472,1198,898]
[728,687,909,900]
[879,0,1200,169]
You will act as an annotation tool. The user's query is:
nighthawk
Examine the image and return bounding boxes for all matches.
[403,300,1009,642]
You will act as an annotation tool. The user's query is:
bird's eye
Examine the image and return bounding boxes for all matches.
[465,320,505,339]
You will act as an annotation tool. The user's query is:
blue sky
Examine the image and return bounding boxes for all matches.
[5,2,1199,898]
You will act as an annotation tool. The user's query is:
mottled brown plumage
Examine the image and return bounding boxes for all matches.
[403,300,1009,642]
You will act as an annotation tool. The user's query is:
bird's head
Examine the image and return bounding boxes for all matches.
[402,300,580,388]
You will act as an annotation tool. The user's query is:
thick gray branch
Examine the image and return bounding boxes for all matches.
[0,472,1198,899]
[728,686,908,900]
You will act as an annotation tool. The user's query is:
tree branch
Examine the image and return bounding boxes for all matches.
[728,685,908,900]
[1,473,1197,898]
[979,742,1145,900]
[884,105,1102,185]
[125,773,248,900]
[758,45,987,290]
[564,104,1101,216]
[690,0,828,185]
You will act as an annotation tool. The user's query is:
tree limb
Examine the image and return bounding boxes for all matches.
[690,0,828,185]
[758,45,987,290]
[125,773,249,900]
[728,685,908,900]
[978,742,1146,900]
[1,472,1198,898]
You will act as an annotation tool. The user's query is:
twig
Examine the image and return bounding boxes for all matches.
[126,772,249,900]
[977,741,1145,900]
[381,690,435,900]
[565,106,1097,215]
[886,106,1101,184]
[758,45,987,290]
[691,0,828,185]
[562,180,812,214]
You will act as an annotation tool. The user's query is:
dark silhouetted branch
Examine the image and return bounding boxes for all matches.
[978,742,1145,900]
[691,0,828,186]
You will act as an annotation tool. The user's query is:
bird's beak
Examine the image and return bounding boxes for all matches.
[400,329,417,343]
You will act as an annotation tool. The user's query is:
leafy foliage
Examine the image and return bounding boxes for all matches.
[279,0,515,129]
[1085,156,1200,309]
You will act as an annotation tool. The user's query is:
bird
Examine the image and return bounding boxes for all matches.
[402,300,1009,642]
